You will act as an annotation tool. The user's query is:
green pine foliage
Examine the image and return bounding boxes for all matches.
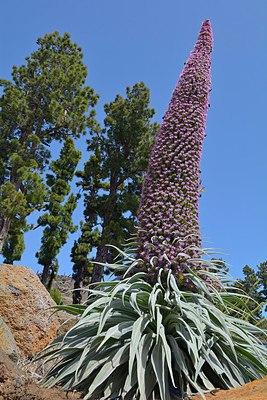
[2,230,25,264]
[256,261,267,311]
[0,31,98,259]
[234,265,263,320]
[36,137,81,289]
[71,223,96,304]
[231,263,267,323]
[212,260,267,325]
[1,159,46,263]
[71,82,159,300]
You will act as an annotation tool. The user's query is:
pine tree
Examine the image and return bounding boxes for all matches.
[207,259,266,322]
[71,224,95,304]
[0,31,98,259]
[2,231,25,264]
[234,265,263,320]
[257,261,267,310]
[36,137,81,289]
[71,82,159,302]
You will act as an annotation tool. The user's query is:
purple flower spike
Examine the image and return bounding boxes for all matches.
[137,20,213,285]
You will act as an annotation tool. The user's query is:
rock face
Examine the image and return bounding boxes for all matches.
[0,348,82,400]
[192,376,267,400]
[0,264,61,358]
[0,318,19,362]
[52,274,88,304]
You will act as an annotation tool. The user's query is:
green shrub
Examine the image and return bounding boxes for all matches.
[50,288,63,305]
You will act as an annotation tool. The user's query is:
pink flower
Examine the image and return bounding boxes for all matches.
[137,20,213,287]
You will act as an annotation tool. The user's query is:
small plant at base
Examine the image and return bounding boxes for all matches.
[50,288,63,305]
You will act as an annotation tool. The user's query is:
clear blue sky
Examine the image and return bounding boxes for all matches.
[1,0,266,279]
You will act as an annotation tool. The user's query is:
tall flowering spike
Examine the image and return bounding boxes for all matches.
[137,20,213,285]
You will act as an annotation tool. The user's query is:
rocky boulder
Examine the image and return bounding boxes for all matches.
[0,264,61,359]
[0,318,19,362]
[0,348,82,400]
[52,274,88,304]
[193,376,267,400]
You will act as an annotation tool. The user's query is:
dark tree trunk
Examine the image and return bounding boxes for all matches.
[40,264,51,287]
[0,215,10,253]
[72,259,86,304]
[91,245,108,284]
[90,173,118,285]
[72,280,83,304]
[47,265,57,292]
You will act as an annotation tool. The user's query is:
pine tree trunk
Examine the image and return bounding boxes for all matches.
[0,215,10,253]
[90,175,117,285]
[91,245,108,284]
[40,265,51,287]
[47,266,57,292]
[72,280,83,304]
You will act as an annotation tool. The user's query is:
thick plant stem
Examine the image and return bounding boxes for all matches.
[40,264,51,287]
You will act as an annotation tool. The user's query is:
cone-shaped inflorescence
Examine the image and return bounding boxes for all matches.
[137,20,212,286]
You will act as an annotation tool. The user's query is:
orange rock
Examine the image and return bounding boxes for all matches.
[0,317,19,361]
[0,348,82,399]
[0,264,61,358]
[192,376,267,400]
